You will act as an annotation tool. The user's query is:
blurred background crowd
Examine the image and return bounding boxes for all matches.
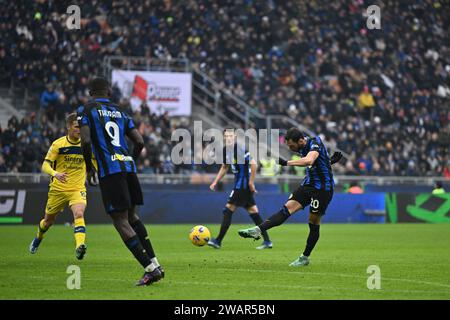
[0,0,448,176]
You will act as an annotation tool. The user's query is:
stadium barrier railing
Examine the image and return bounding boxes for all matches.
[0,173,447,186]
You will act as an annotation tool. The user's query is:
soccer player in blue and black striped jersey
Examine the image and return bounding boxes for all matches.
[208,129,272,249]
[239,127,342,266]
[77,77,163,286]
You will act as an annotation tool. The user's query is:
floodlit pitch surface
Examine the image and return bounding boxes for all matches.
[1,224,449,299]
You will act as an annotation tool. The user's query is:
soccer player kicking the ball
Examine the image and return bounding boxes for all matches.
[29,113,92,260]
[77,77,163,286]
[208,128,273,250]
[238,128,342,266]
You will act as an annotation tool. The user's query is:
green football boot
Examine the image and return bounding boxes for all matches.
[289,255,310,267]
[238,226,262,240]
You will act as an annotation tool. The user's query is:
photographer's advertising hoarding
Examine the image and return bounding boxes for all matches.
[112,70,192,116]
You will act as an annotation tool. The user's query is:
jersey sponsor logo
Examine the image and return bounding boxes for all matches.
[111,154,134,162]
[64,155,83,163]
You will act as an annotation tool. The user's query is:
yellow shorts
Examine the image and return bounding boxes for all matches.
[45,189,87,215]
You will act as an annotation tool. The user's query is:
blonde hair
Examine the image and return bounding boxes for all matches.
[66,113,78,127]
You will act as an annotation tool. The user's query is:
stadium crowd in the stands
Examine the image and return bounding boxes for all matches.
[0,0,449,176]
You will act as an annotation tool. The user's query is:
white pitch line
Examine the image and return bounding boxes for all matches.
[167,280,450,295]
[23,268,450,290]
[79,278,450,295]
[213,267,450,289]
[17,276,450,296]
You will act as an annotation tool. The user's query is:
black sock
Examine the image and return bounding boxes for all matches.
[216,207,233,243]
[130,220,156,259]
[259,206,290,232]
[250,213,270,242]
[303,223,320,257]
[124,235,152,269]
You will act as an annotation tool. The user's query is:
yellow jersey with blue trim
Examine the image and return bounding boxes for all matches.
[44,136,87,191]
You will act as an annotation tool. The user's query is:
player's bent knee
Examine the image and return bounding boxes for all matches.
[247,206,259,214]
[285,201,302,215]
[44,220,54,228]
[128,213,139,224]
[225,203,236,212]
[44,214,56,225]
[73,210,84,219]
[308,213,321,224]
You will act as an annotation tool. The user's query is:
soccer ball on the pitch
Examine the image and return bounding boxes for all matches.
[189,225,211,246]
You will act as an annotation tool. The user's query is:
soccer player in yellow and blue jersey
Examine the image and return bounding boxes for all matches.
[29,113,93,260]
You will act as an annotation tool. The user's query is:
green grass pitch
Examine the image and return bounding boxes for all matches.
[1,224,449,300]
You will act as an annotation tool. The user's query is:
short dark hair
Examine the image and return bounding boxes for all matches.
[223,127,235,134]
[285,127,304,142]
[88,77,110,95]
[66,113,78,126]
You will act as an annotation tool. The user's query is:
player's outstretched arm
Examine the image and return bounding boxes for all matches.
[330,151,343,165]
[126,128,144,161]
[279,151,319,167]
[210,164,229,191]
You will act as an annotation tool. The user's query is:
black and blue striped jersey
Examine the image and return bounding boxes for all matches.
[77,98,137,178]
[300,136,334,191]
[223,144,251,190]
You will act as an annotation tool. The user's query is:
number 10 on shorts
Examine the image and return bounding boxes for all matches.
[311,198,320,211]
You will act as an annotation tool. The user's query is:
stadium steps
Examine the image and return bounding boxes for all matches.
[191,69,297,160]
[102,56,349,159]
[191,65,351,160]
[0,88,27,129]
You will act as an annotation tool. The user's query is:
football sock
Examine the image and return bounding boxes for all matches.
[124,235,152,269]
[130,220,156,259]
[216,207,234,243]
[249,213,270,242]
[258,206,291,231]
[151,257,160,268]
[74,218,86,248]
[303,223,320,257]
[36,219,49,241]
[144,262,158,273]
